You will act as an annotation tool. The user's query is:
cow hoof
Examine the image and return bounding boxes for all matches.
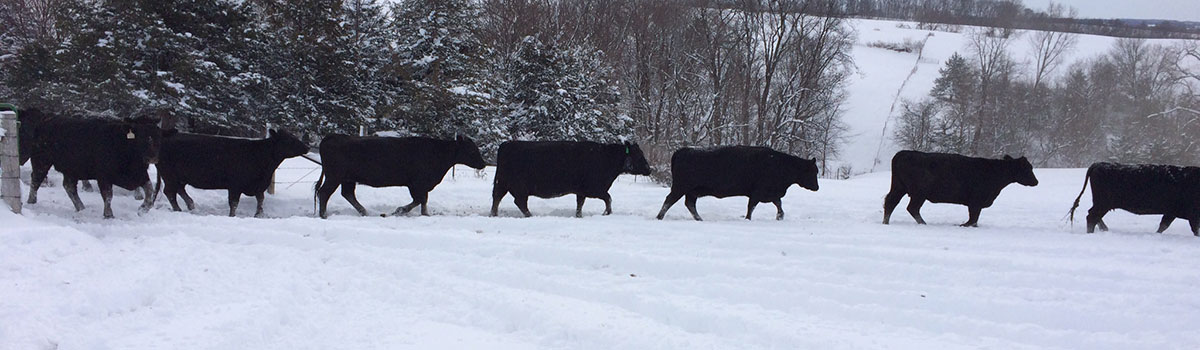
[26,198,36,204]
[959,223,978,228]
[254,213,264,218]
[655,215,665,220]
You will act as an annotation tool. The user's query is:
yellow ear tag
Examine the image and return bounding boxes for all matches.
[126,130,135,139]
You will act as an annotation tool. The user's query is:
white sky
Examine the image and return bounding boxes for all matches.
[1023,0,1200,21]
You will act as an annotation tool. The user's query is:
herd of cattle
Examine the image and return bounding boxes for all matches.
[5,107,1199,236]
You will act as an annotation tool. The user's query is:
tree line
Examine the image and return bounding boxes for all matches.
[894,30,1200,166]
[839,0,1200,39]
[0,0,857,178]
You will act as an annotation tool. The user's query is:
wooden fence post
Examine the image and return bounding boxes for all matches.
[1,108,21,214]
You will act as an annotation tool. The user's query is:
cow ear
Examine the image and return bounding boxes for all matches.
[1003,155,1014,160]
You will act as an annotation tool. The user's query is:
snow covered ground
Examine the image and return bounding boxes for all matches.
[839,19,1184,174]
[4,158,1200,349]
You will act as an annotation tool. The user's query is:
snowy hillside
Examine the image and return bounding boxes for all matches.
[839,19,1183,174]
[3,158,1200,349]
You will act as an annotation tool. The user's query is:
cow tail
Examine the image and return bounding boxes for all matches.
[313,170,325,216]
[1068,167,1093,223]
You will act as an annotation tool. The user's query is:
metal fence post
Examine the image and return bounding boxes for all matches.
[1,107,21,214]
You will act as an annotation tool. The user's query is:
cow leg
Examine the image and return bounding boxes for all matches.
[1086,207,1109,233]
[63,176,85,212]
[413,189,430,216]
[684,194,702,221]
[177,186,197,211]
[227,191,240,217]
[600,193,613,215]
[514,195,532,218]
[316,179,339,219]
[1158,215,1176,233]
[656,191,684,220]
[1189,219,1199,236]
[961,206,981,227]
[906,197,927,225]
[393,189,426,216]
[82,180,94,192]
[340,182,368,216]
[254,193,266,218]
[138,182,154,213]
[745,199,757,220]
[575,194,586,218]
[27,159,51,204]
[490,186,507,217]
[99,181,114,219]
[164,182,183,211]
[882,191,905,225]
[773,199,784,220]
[133,187,145,201]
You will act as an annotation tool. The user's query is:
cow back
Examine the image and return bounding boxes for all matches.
[159,133,281,193]
[670,146,802,198]
[495,141,625,197]
[39,117,153,190]
[320,135,458,189]
[1088,163,1200,216]
[891,151,1025,206]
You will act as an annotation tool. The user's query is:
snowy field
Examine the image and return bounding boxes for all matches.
[4,158,1200,349]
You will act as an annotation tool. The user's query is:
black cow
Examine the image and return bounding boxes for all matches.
[490,141,652,217]
[25,114,162,218]
[1069,162,1200,235]
[316,135,487,218]
[883,150,1038,227]
[14,109,105,193]
[155,129,309,217]
[655,146,819,221]
[14,108,50,165]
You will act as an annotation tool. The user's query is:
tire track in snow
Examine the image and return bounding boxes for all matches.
[870,33,934,172]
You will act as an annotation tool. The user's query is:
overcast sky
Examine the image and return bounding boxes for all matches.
[1023,0,1200,21]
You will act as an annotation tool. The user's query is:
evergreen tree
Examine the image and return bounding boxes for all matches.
[251,0,369,137]
[505,36,627,142]
[927,53,977,153]
[390,0,505,156]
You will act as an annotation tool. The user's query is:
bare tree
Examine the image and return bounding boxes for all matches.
[966,27,1013,154]
[1025,5,1078,87]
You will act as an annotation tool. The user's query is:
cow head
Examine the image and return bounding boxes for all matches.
[454,135,487,169]
[621,141,652,175]
[123,116,163,164]
[796,157,820,191]
[1003,155,1039,186]
[269,129,310,160]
